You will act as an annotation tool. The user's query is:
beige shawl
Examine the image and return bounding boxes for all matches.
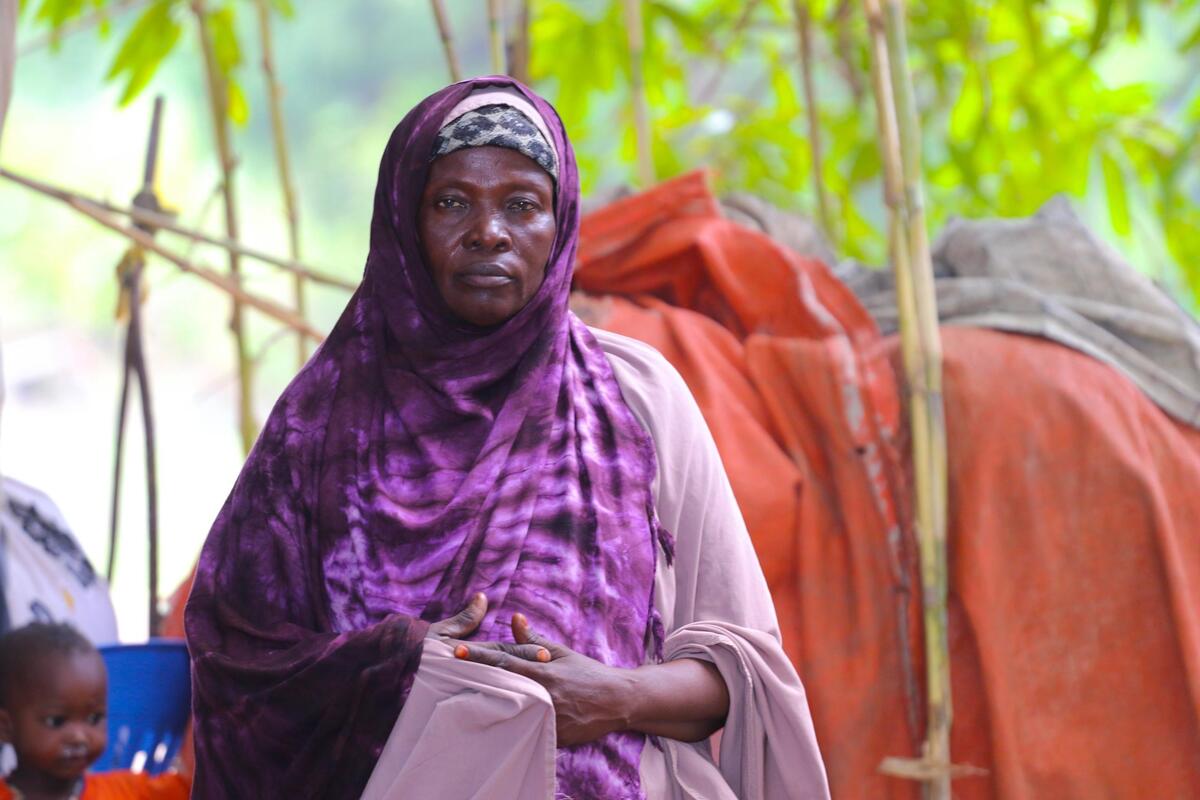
[363,328,830,799]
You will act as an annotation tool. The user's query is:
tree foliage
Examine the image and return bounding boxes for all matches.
[20,0,293,124]
[530,0,1200,307]
[19,0,1200,309]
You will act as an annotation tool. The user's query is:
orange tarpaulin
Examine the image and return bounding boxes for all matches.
[573,172,1200,798]
[167,172,1200,797]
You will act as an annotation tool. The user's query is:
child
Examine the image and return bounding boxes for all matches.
[0,623,189,800]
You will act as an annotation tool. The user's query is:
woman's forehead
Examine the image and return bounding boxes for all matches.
[425,147,555,194]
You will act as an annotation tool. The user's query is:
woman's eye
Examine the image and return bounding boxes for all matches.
[509,199,536,212]
[435,197,464,209]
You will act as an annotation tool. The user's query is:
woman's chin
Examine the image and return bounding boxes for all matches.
[448,296,522,328]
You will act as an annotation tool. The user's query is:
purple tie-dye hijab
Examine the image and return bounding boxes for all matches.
[185,76,670,800]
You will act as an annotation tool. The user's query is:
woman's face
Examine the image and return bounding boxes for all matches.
[418,146,557,327]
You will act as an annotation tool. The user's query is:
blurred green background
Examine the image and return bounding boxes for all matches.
[1,0,1197,638]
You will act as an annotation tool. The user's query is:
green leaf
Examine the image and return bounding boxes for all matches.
[1182,19,1200,53]
[104,0,182,106]
[208,6,242,78]
[33,0,86,29]
[270,0,295,17]
[228,79,250,126]
[1101,151,1131,237]
[1087,0,1113,54]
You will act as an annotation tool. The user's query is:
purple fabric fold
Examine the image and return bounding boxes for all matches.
[185,77,664,800]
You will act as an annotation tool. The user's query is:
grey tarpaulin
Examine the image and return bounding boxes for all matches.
[728,194,1200,426]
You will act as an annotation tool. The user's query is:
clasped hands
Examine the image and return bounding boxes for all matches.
[426,592,633,747]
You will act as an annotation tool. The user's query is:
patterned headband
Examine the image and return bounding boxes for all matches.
[431,103,559,182]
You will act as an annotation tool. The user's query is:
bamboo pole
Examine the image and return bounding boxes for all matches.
[254,0,307,370]
[191,0,256,454]
[429,0,463,82]
[506,0,531,85]
[487,0,506,74]
[863,0,954,798]
[883,6,952,789]
[791,0,834,242]
[622,0,655,188]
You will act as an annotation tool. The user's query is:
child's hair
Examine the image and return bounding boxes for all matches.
[0,621,99,706]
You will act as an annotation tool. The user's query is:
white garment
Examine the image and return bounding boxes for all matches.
[0,476,119,643]
[363,328,830,799]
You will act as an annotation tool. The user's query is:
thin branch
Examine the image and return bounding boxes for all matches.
[487,0,506,74]
[192,0,256,454]
[696,0,762,103]
[792,0,834,242]
[18,0,151,56]
[255,0,308,370]
[0,167,355,289]
[833,0,865,102]
[13,173,323,339]
[429,0,463,83]
[622,0,655,188]
[506,0,531,84]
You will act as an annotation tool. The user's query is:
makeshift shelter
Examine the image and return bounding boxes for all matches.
[572,172,1200,799]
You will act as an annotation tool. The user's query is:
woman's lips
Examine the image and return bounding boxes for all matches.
[455,263,513,289]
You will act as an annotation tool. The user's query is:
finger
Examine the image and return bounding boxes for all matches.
[432,592,488,638]
[453,643,543,676]
[451,640,552,663]
[511,613,568,659]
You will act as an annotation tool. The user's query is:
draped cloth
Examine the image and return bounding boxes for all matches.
[185,77,667,799]
[362,329,831,799]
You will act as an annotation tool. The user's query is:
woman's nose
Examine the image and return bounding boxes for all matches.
[465,210,511,252]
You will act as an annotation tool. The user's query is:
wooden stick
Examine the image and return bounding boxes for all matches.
[791,0,834,242]
[429,0,463,82]
[255,0,308,370]
[0,167,355,289]
[864,0,953,797]
[194,0,256,452]
[0,170,317,335]
[487,0,506,74]
[622,0,655,188]
[45,186,323,340]
[697,0,761,103]
[506,0,531,84]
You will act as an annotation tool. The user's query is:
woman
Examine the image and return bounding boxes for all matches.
[185,77,829,799]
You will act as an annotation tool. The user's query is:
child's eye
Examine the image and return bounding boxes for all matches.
[88,712,106,726]
[43,715,66,729]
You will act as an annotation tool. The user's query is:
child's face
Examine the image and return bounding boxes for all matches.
[1,650,108,782]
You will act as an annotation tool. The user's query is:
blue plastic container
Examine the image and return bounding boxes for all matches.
[92,640,191,775]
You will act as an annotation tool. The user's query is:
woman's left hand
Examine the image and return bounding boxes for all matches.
[448,614,634,747]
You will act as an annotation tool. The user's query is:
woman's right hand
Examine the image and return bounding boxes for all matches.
[425,592,489,639]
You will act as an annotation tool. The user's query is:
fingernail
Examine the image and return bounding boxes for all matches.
[515,613,527,626]
[454,645,469,659]
[536,648,550,663]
